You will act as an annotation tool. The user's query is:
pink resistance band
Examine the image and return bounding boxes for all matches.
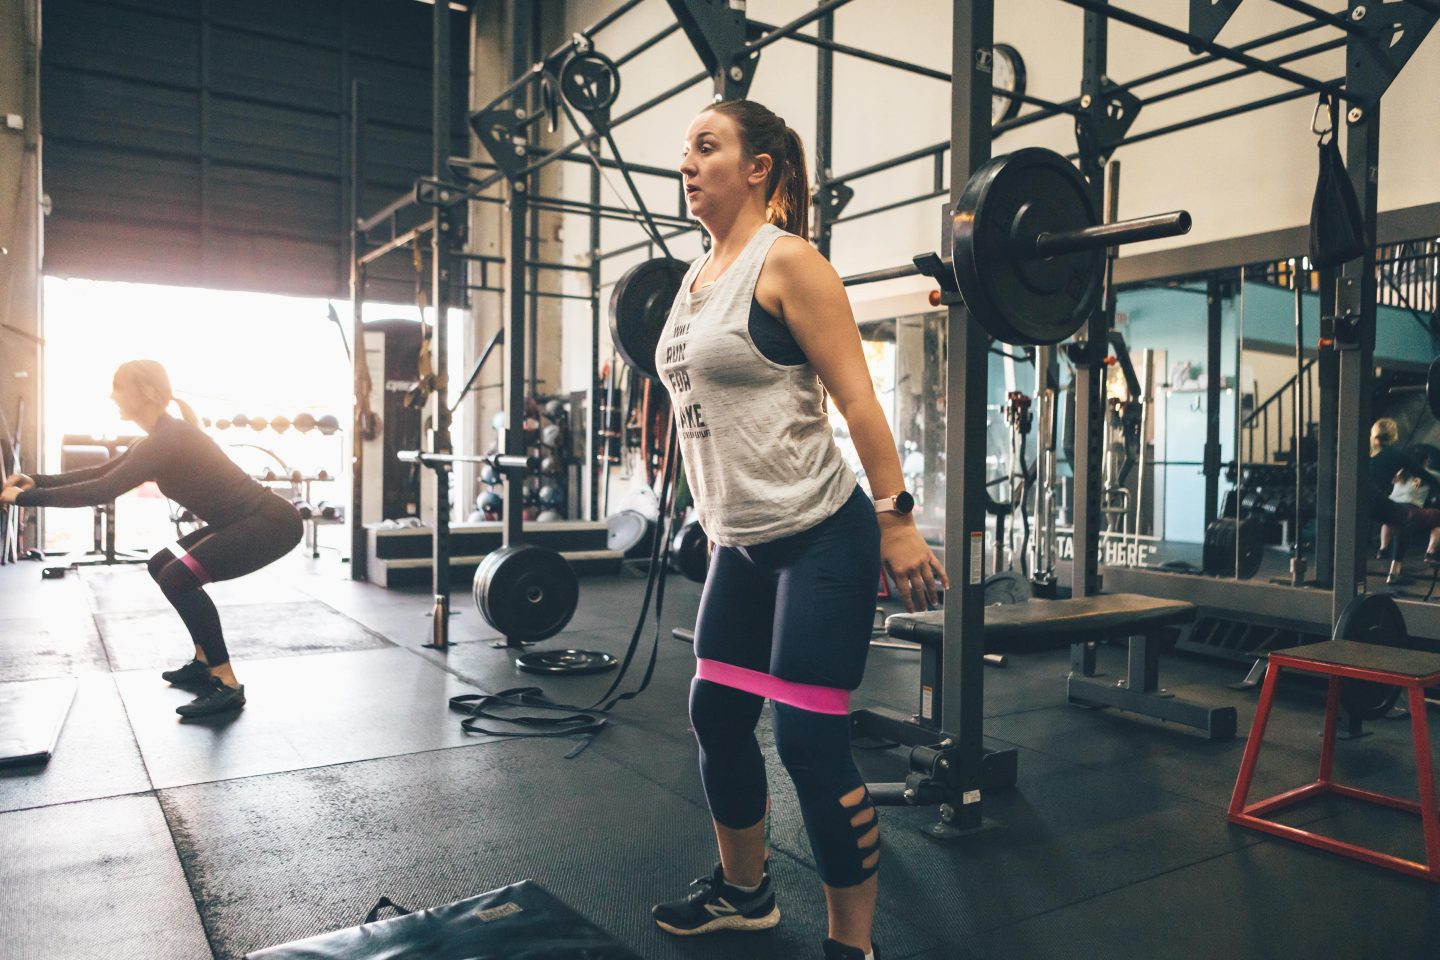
[169,542,212,586]
[695,658,851,715]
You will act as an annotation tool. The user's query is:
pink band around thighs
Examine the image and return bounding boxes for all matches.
[169,542,212,586]
[695,658,851,715]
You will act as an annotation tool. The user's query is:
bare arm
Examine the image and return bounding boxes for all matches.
[759,237,948,609]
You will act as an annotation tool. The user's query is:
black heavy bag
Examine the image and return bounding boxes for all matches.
[245,880,643,960]
[1308,96,1366,270]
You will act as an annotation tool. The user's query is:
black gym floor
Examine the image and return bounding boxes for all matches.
[2,556,1437,960]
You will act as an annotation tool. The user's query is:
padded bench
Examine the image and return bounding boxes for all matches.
[885,592,1236,740]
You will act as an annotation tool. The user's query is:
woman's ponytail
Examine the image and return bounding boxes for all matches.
[172,396,201,428]
[771,126,810,240]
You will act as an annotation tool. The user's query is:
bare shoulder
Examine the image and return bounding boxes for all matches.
[765,234,831,278]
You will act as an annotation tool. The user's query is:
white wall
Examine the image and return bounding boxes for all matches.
[551,0,1440,392]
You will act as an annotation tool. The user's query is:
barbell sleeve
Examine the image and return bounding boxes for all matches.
[1031,210,1192,259]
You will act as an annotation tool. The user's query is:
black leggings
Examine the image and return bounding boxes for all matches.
[146,493,302,668]
[690,486,882,888]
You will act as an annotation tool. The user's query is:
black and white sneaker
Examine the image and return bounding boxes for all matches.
[652,862,780,936]
[161,658,212,688]
[176,679,246,718]
[823,937,881,960]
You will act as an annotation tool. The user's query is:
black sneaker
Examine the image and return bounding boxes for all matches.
[176,679,246,718]
[823,938,881,960]
[161,659,212,688]
[652,862,779,936]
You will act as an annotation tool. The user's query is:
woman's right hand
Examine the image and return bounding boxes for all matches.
[3,473,35,491]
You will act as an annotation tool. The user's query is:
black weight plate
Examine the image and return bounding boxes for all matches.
[1428,355,1440,420]
[1235,518,1262,580]
[951,148,1103,346]
[1334,592,1408,721]
[670,519,710,584]
[983,571,1033,606]
[472,544,578,643]
[559,51,620,114]
[609,257,688,380]
[515,649,618,675]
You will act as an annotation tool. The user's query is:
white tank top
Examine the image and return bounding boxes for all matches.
[654,223,856,546]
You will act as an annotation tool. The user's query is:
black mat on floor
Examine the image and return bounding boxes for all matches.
[159,739,942,960]
[96,601,394,671]
[965,818,1440,960]
[0,677,76,767]
[0,673,151,812]
[116,647,496,789]
[0,794,212,959]
[0,615,110,681]
[246,879,646,960]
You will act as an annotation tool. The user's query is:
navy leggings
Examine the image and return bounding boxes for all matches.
[146,493,302,668]
[690,486,882,888]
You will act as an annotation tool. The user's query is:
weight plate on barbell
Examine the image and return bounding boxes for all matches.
[670,518,711,584]
[1428,355,1440,420]
[559,50,620,115]
[951,147,1103,346]
[983,570,1033,606]
[609,257,688,381]
[1333,592,1408,721]
[472,544,578,644]
[516,649,619,675]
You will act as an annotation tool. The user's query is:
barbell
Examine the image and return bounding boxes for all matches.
[609,147,1193,374]
[1388,356,1440,420]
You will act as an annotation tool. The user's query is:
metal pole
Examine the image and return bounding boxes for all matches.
[1071,2,1110,599]
[349,79,368,581]
[813,2,835,258]
[1331,87,1380,619]
[430,0,454,626]
[1204,277,1223,532]
[588,164,601,522]
[940,0,994,834]
[1315,266,1337,588]
[1293,264,1307,584]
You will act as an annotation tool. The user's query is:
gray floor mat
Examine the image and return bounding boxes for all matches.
[159,739,942,960]
[0,794,212,959]
[0,673,150,812]
[0,615,109,681]
[96,600,393,671]
[114,647,496,789]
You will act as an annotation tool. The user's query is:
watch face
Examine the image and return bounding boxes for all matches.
[991,44,1025,125]
[895,491,915,514]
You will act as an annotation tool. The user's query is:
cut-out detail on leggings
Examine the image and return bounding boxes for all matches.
[856,824,880,850]
[838,785,868,808]
[849,806,876,829]
[861,850,880,871]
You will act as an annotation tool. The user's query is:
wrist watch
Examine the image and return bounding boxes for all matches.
[874,491,915,515]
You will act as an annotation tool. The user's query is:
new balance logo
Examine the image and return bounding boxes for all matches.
[704,898,739,919]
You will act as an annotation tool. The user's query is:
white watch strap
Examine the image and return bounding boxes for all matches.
[874,496,899,513]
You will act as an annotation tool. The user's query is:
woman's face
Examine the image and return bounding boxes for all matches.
[678,109,768,223]
[110,377,146,423]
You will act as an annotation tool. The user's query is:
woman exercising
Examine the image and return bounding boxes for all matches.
[648,100,946,960]
[1,360,302,718]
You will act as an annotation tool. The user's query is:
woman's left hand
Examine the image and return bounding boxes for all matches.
[879,515,948,612]
[0,485,22,506]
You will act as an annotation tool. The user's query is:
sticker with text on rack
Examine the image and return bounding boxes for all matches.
[969,532,983,584]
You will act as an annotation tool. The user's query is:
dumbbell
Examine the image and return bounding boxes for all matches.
[315,414,340,436]
[316,501,343,520]
[232,414,250,430]
[536,509,564,522]
[292,500,314,519]
[479,462,500,486]
[250,417,267,433]
[542,399,567,423]
[539,454,562,476]
[538,483,564,510]
[294,413,317,433]
[540,424,564,449]
[270,416,291,433]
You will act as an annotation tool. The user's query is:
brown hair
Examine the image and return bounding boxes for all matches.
[1371,416,1399,456]
[704,100,810,239]
[113,359,200,427]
